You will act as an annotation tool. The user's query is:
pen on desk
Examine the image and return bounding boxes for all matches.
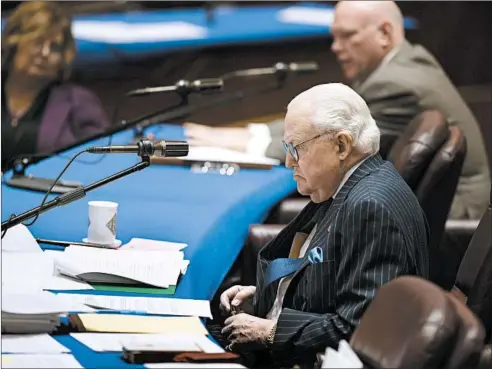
[36,238,119,249]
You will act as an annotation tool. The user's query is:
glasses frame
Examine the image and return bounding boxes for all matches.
[282,132,331,161]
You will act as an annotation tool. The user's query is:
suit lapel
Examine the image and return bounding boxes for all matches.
[286,155,384,290]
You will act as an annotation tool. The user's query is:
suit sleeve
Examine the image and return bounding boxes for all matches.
[70,87,110,139]
[270,198,410,364]
[362,81,421,157]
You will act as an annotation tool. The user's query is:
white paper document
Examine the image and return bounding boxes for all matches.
[321,340,363,369]
[2,252,93,292]
[1,224,42,252]
[2,334,70,354]
[121,238,188,251]
[71,333,223,353]
[2,291,94,315]
[1,354,83,369]
[53,246,185,288]
[186,146,280,166]
[66,294,212,318]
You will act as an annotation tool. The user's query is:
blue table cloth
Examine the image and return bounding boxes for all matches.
[2,3,416,65]
[1,124,297,301]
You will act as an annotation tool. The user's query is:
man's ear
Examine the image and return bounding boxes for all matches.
[336,132,352,160]
[379,21,393,47]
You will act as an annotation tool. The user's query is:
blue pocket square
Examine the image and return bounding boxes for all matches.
[308,246,323,264]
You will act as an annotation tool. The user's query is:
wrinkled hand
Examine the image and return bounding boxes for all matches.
[222,313,275,352]
[220,285,256,317]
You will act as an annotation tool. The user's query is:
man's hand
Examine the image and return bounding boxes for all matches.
[222,313,275,352]
[219,285,256,316]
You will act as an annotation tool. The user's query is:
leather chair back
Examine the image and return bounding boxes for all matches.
[241,224,285,286]
[444,294,486,369]
[387,110,449,190]
[453,202,492,341]
[349,276,459,369]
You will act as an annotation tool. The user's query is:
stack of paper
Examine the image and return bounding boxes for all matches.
[1,224,42,253]
[69,314,207,334]
[321,340,363,368]
[2,251,94,293]
[1,354,83,369]
[50,245,189,289]
[1,291,94,334]
[70,333,220,353]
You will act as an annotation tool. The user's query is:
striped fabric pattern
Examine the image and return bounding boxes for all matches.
[253,154,430,367]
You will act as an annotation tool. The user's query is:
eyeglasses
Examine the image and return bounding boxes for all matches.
[282,133,328,161]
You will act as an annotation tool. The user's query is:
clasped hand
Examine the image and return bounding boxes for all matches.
[219,285,275,352]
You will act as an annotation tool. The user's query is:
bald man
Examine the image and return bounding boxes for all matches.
[185,1,490,220]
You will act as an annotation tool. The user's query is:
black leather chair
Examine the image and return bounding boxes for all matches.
[348,276,485,369]
[452,193,492,342]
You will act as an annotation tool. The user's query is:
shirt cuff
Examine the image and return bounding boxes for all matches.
[246,123,272,156]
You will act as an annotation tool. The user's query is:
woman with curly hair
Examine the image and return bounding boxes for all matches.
[1,1,109,170]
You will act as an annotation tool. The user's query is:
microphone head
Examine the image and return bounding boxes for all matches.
[190,78,224,93]
[288,61,319,73]
[155,140,189,157]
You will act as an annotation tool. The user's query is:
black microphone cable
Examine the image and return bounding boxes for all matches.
[1,148,89,239]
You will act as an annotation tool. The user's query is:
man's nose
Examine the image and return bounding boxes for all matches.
[331,38,342,54]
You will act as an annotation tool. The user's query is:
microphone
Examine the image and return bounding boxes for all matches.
[126,78,224,97]
[87,140,189,158]
[222,61,319,79]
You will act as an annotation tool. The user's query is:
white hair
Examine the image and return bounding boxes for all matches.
[287,83,380,155]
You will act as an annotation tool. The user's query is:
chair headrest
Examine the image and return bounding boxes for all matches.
[350,276,459,369]
[388,110,448,189]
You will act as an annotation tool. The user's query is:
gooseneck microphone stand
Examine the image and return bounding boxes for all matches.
[1,156,151,232]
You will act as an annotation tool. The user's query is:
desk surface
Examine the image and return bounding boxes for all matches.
[1,124,297,300]
[2,3,416,65]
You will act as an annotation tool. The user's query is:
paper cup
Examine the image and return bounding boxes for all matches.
[87,201,118,245]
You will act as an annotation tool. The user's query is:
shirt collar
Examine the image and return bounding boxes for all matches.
[333,156,370,198]
[353,45,401,89]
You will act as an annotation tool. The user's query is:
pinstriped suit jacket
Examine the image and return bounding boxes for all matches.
[253,154,429,367]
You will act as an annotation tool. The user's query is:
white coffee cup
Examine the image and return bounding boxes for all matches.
[87,201,118,245]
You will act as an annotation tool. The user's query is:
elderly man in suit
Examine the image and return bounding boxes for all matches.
[215,83,429,368]
[185,1,490,220]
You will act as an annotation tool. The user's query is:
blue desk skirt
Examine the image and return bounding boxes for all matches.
[1,124,297,300]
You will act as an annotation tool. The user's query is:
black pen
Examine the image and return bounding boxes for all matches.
[36,238,119,250]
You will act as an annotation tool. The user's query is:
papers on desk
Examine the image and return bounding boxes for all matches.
[67,294,212,318]
[321,340,363,368]
[69,314,208,334]
[1,224,42,252]
[1,354,83,369]
[122,238,188,252]
[1,334,70,354]
[2,291,94,334]
[51,246,188,288]
[2,251,93,293]
[70,333,219,353]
